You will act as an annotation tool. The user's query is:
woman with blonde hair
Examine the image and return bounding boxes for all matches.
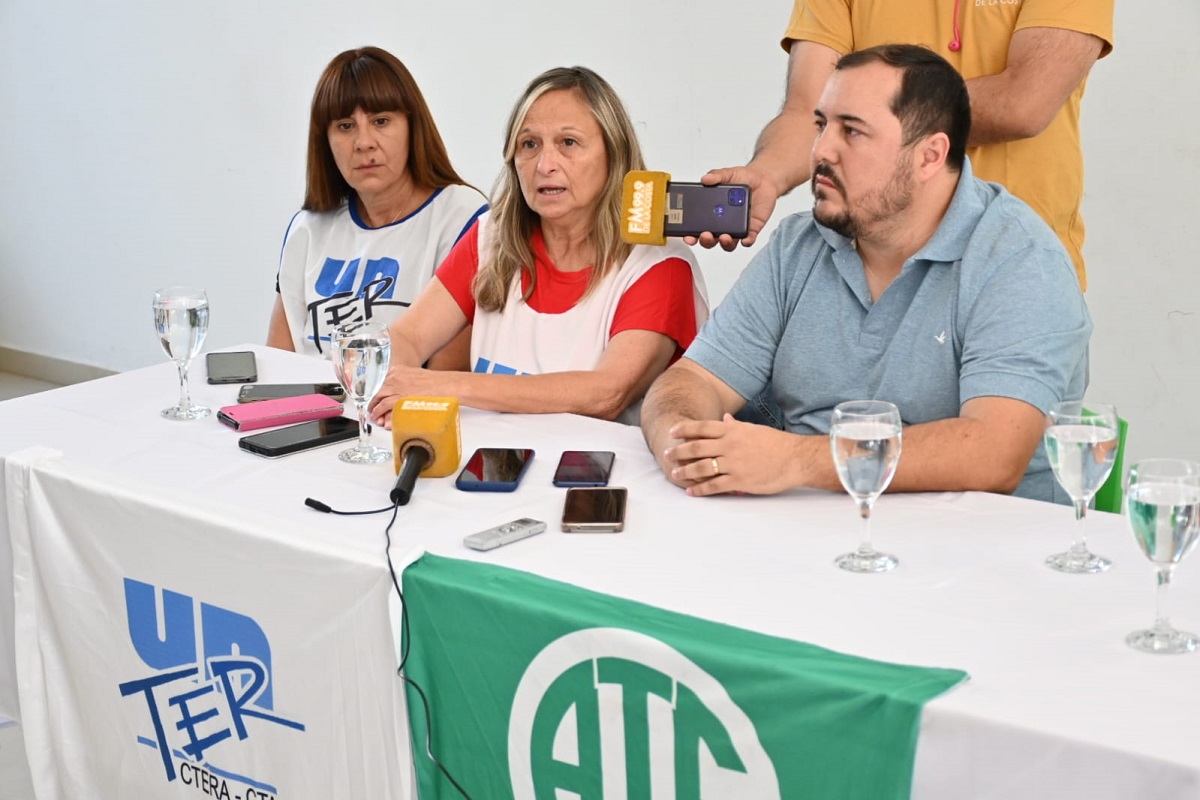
[370,66,707,425]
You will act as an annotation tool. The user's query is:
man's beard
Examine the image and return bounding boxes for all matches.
[812,153,915,240]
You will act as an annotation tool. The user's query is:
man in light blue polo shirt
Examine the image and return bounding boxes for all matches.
[641,44,1090,503]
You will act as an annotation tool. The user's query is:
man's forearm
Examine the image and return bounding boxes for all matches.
[885,401,1043,494]
[965,27,1104,147]
[641,368,725,460]
[748,41,839,196]
[748,107,817,198]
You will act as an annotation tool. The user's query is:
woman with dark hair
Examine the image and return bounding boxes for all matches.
[267,46,486,363]
[369,66,707,426]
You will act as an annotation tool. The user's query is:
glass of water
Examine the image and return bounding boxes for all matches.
[331,320,392,464]
[1125,458,1200,655]
[152,287,211,421]
[830,400,903,573]
[1044,401,1119,573]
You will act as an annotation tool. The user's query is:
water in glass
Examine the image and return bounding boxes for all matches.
[152,287,210,421]
[1125,459,1200,655]
[832,421,902,502]
[1044,401,1117,573]
[331,320,392,465]
[830,400,902,573]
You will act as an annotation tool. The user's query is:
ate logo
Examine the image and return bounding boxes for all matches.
[509,628,780,799]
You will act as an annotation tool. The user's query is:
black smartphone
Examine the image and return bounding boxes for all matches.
[455,448,536,492]
[206,351,259,384]
[238,416,358,458]
[662,182,751,239]
[562,487,628,533]
[552,451,615,488]
[238,382,347,403]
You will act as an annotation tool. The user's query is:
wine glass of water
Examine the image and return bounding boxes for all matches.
[1125,459,1200,655]
[331,320,392,464]
[830,400,903,573]
[153,287,210,421]
[1044,401,1119,573]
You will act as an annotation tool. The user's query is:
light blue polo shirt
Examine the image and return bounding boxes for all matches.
[686,159,1091,503]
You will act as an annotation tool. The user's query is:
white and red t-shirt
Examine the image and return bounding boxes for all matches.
[436,215,709,393]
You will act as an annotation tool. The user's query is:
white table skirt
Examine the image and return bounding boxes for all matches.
[2,345,1197,799]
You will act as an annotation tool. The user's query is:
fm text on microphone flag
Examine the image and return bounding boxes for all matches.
[621,170,670,246]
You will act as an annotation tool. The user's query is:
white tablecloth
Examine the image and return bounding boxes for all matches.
[2,345,1197,798]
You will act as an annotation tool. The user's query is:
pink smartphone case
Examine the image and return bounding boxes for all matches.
[217,393,344,431]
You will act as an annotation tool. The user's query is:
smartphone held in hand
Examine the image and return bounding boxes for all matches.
[663,182,751,239]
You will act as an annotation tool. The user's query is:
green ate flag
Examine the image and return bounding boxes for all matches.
[401,553,967,799]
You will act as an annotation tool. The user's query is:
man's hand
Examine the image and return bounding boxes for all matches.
[664,413,805,496]
[685,41,840,253]
[685,166,780,251]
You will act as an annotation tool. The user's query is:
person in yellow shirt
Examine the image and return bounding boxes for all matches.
[697,0,1113,290]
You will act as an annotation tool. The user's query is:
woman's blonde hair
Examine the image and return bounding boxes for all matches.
[473,66,645,312]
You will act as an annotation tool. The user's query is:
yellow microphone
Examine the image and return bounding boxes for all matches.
[389,397,462,505]
[621,170,670,245]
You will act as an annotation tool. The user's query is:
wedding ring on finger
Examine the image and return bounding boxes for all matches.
[711,457,721,476]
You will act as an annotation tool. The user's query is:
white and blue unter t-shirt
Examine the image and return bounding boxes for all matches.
[276,184,487,357]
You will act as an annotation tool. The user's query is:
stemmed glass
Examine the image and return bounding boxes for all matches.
[152,287,211,421]
[1044,401,1119,573]
[830,400,903,573]
[1125,459,1200,655]
[331,320,392,464]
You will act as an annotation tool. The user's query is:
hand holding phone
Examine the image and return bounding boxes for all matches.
[562,487,627,533]
[456,448,535,492]
[553,451,615,488]
[663,182,751,240]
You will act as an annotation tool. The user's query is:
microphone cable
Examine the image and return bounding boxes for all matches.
[303,497,394,515]
[305,495,475,799]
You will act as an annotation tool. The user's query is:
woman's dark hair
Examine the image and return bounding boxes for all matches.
[303,46,468,211]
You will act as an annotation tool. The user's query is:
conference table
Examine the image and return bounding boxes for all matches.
[1,345,1197,799]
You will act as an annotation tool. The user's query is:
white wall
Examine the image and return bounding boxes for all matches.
[0,1,1196,465]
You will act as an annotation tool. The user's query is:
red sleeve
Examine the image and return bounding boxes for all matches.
[433,220,480,322]
[609,258,698,358]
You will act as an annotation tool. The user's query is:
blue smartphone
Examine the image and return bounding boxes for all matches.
[455,448,535,492]
[552,451,615,488]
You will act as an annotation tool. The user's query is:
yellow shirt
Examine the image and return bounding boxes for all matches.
[784,0,1114,289]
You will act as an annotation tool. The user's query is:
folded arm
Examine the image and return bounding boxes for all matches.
[648,359,1046,497]
[966,26,1106,146]
[369,278,678,424]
